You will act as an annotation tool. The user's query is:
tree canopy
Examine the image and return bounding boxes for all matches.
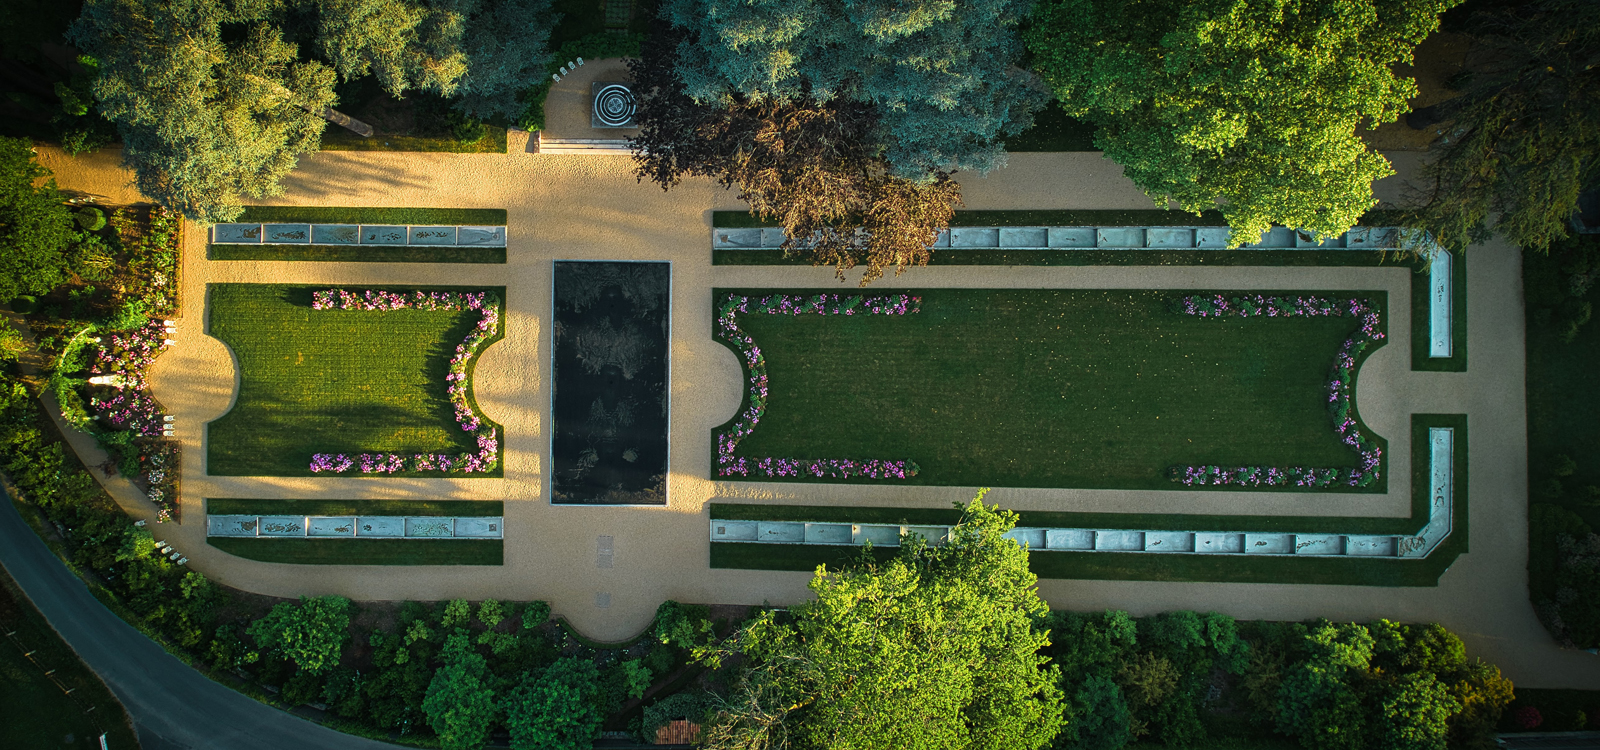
[696,493,1065,750]
[0,136,78,300]
[68,0,556,223]
[502,656,604,750]
[246,595,351,675]
[423,631,499,750]
[1409,0,1600,252]
[1026,0,1457,246]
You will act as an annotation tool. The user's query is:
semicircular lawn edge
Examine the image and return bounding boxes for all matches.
[204,284,505,477]
[710,288,1387,492]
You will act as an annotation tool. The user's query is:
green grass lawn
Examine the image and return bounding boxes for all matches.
[206,284,503,477]
[206,498,504,516]
[0,568,140,750]
[208,538,503,565]
[721,289,1385,491]
[236,206,506,225]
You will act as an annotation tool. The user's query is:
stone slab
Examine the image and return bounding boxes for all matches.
[455,517,503,538]
[1430,251,1453,357]
[1245,227,1296,248]
[307,517,357,536]
[1097,227,1144,248]
[1145,228,1193,249]
[950,227,1000,248]
[1244,533,1293,554]
[1004,527,1046,549]
[358,517,406,538]
[262,224,311,244]
[1193,532,1244,553]
[1047,227,1095,248]
[409,226,457,245]
[1144,530,1194,552]
[362,225,409,245]
[712,228,761,249]
[1094,530,1145,551]
[458,226,507,246]
[760,228,787,248]
[213,224,262,243]
[1045,528,1095,550]
[1292,534,1343,555]
[804,523,852,545]
[1346,535,1397,556]
[1195,227,1232,248]
[258,516,305,536]
[854,524,902,546]
[710,520,757,542]
[405,517,455,538]
[905,525,950,544]
[207,515,259,537]
[756,521,804,543]
[311,224,360,245]
[999,227,1048,248]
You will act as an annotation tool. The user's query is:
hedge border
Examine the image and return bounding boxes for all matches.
[235,207,507,226]
[207,537,503,566]
[205,498,504,517]
[708,413,1467,586]
[208,245,507,264]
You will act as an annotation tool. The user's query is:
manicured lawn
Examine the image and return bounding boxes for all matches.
[206,284,503,477]
[720,288,1385,490]
[206,498,504,517]
[0,568,140,750]
[710,415,1466,586]
[209,245,507,264]
[236,206,506,226]
[209,538,503,565]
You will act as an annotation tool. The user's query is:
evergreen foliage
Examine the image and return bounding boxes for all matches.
[245,595,352,675]
[697,494,1066,750]
[1409,0,1600,252]
[1026,0,1456,246]
[502,657,604,750]
[0,137,78,300]
[423,631,499,750]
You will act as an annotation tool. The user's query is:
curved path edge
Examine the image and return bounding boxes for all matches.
[0,492,400,750]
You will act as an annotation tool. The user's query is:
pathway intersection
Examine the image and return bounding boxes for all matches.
[31,142,1600,688]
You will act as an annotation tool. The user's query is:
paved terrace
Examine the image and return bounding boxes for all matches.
[33,141,1598,688]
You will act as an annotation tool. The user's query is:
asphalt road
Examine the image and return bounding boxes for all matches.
[0,494,401,750]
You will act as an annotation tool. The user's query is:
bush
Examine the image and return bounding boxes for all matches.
[9,295,37,314]
[640,690,713,743]
[73,207,106,231]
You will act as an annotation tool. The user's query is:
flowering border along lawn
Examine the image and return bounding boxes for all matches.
[712,288,1387,492]
[206,285,504,477]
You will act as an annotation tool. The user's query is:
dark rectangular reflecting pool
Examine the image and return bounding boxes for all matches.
[551,261,670,504]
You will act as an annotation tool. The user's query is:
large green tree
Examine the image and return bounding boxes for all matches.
[0,137,77,300]
[501,657,604,750]
[1409,0,1600,252]
[69,0,337,224]
[1026,0,1456,245]
[660,0,1044,180]
[696,493,1065,750]
[423,631,499,750]
[246,595,351,675]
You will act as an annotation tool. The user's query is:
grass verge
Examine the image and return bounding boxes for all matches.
[0,566,141,750]
[209,245,506,264]
[206,498,503,517]
[320,123,508,153]
[208,537,503,566]
[709,414,1466,585]
[718,288,1386,491]
[205,284,505,477]
[236,206,507,226]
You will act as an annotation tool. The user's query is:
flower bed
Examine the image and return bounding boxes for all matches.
[1167,294,1385,488]
[715,293,920,480]
[307,290,501,475]
[89,320,171,435]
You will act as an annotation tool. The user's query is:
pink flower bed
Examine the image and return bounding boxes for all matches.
[715,293,920,480]
[1168,294,1385,489]
[89,320,171,436]
[308,290,502,475]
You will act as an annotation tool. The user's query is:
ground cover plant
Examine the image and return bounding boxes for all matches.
[0,566,141,750]
[206,284,504,477]
[1524,234,1600,648]
[551,262,669,504]
[714,288,1386,491]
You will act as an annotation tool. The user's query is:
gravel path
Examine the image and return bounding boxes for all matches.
[30,143,1600,688]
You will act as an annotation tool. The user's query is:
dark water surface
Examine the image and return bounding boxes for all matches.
[551,261,670,504]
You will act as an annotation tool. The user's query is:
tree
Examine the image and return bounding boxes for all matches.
[1058,675,1132,750]
[1377,672,1459,750]
[697,493,1065,750]
[1026,0,1457,246]
[629,25,962,284]
[69,0,338,224]
[423,632,499,750]
[0,137,78,300]
[247,595,351,675]
[448,0,559,121]
[660,0,1044,181]
[1409,0,1600,252]
[1273,622,1373,750]
[502,657,604,750]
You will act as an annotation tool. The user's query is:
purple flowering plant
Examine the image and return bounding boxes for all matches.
[1167,294,1386,489]
[714,293,921,480]
[307,290,503,475]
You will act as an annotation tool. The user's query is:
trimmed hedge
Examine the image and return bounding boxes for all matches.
[234,206,507,226]
[205,498,504,517]
[207,538,503,566]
